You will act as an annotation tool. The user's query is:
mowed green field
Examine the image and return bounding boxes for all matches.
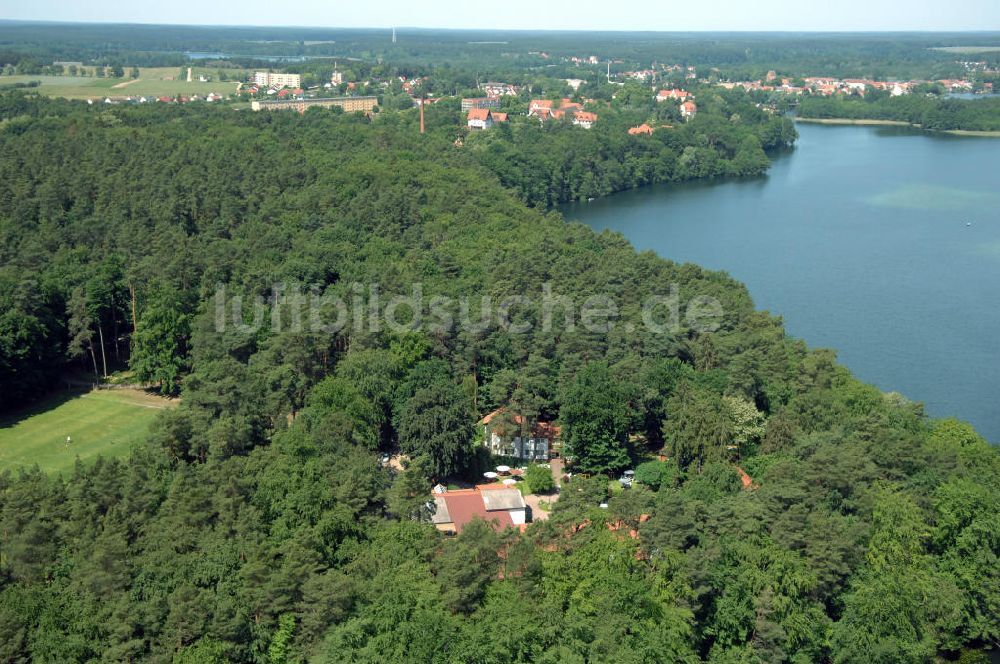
[0,66,246,100]
[0,388,175,475]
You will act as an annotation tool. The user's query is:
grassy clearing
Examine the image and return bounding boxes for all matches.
[0,388,176,476]
[0,66,247,100]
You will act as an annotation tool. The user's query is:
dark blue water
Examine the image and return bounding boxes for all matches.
[184,51,314,62]
[563,123,1000,442]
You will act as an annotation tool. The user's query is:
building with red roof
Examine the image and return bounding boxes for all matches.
[573,111,598,129]
[528,99,555,115]
[467,108,494,130]
[628,123,654,135]
[430,485,527,534]
[656,88,691,102]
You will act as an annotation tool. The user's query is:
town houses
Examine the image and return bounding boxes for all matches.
[715,74,985,97]
[656,88,690,102]
[527,98,598,126]
[480,81,520,97]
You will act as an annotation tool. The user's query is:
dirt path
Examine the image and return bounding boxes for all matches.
[549,458,565,487]
[83,388,178,410]
[111,78,142,89]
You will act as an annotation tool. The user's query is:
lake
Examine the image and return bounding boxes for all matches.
[562,123,1000,442]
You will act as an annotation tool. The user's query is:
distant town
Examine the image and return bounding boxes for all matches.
[38,59,989,145]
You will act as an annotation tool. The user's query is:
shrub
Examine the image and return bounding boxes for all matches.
[524,464,555,494]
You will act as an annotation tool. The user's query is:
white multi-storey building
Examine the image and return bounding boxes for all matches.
[253,72,302,88]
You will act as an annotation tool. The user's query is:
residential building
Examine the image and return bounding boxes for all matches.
[251,96,378,113]
[628,123,655,135]
[467,108,494,130]
[461,97,501,111]
[430,485,527,534]
[656,88,690,102]
[481,81,519,97]
[253,71,302,88]
[573,111,598,129]
[528,99,554,116]
[481,408,559,460]
[528,98,587,122]
[680,100,698,119]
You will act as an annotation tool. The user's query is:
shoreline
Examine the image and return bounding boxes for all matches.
[794,117,913,127]
[795,116,1000,137]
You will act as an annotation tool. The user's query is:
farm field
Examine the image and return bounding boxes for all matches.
[0,388,175,475]
[0,66,246,99]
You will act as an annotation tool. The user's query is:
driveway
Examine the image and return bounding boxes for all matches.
[549,458,565,487]
[524,491,558,521]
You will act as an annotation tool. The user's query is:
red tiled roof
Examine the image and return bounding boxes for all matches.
[481,408,562,438]
[574,111,598,122]
[628,123,654,135]
[492,112,508,122]
[439,490,514,533]
[467,108,492,121]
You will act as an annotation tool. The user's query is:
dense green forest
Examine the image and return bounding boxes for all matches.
[2,22,997,79]
[0,91,998,663]
[798,92,1000,131]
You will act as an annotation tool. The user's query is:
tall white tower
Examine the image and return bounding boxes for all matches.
[392,27,397,44]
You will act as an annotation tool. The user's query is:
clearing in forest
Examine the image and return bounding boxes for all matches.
[0,388,175,475]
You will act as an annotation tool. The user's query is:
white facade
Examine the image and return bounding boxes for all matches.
[485,429,549,460]
[254,72,302,88]
[467,109,494,130]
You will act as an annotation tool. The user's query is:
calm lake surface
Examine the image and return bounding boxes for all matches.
[562,123,1000,442]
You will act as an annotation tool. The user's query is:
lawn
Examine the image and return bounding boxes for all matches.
[0,388,175,476]
[0,66,247,100]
